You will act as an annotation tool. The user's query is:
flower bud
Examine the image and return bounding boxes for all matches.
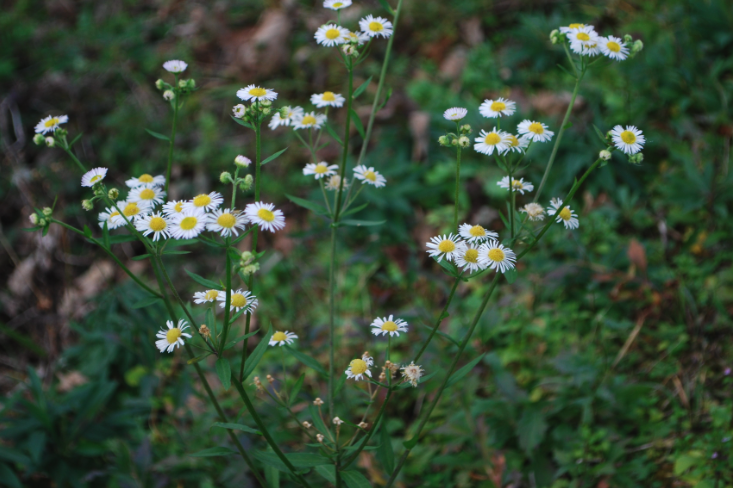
[220,171,233,183]
[45,137,55,147]
[163,90,175,101]
[38,218,47,227]
[241,174,253,191]
[458,136,470,148]
[628,152,644,165]
[155,79,165,90]
[332,417,344,426]
[235,155,251,167]
[313,398,324,406]
[33,134,45,146]
[240,251,254,263]
[82,199,94,211]
[278,107,290,119]
[631,40,644,56]
[42,207,52,217]
[623,34,633,44]
[260,99,272,107]
[599,150,612,161]
[358,422,368,429]
[438,135,450,146]
[460,124,472,134]
[262,107,271,115]
[342,44,358,56]
[316,433,325,443]
[242,263,260,276]
[233,104,246,119]
[451,138,458,146]
[550,29,562,44]
[178,80,187,88]
[302,421,312,429]
[108,188,119,200]
[266,374,274,384]
[29,214,39,225]
[94,187,105,197]
[187,79,196,89]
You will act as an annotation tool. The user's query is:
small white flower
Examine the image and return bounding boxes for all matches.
[126,174,165,188]
[474,128,511,155]
[520,203,545,221]
[35,115,68,134]
[98,207,124,230]
[163,90,174,101]
[162,60,188,73]
[359,15,393,38]
[81,167,108,187]
[559,23,591,34]
[611,125,645,154]
[128,184,167,208]
[345,355,373,381]
[517,120,554,143]
[269,106,304,130]
[344,30,370,45]
[582,41,601,57]
[232,104,246,118]
[401,362,424,387]
[314,24,349,47]
[547,198,579,229]
[353,165,386,187]
[477,240,517,274]
[497,176,534,195]
[235,155,252,167]
[479,98,516,118]
[162,200,186,217]
[135,212,170,241]
[333,417,344,426]
[503,134,529,154]
[311,91,346,108]
[458,223,498,244]
[443,107,467,121]
[292,112,327,130]
[245,202,286,233]
[426,234,462,262]
[183,192,224,212]
[217,289,258,312]
[454,242,486,273]
[370,315,408,337]
[325,175,348,191]
[155,319,192,353]
[324,0,351,10]
[304,162,338,180]
[567,25,600,55]
[170,208,207,239]
[236,84,278,102]
[269,331,298,346]
[600,35,629,61]
[206,208,248,237]
[117,200,151,222]
[193,289,222,304]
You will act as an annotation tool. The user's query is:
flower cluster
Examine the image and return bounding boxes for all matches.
[156,60,196,101]
[314,1,393,57]
[553,24,643,61]
[426,231,517,274]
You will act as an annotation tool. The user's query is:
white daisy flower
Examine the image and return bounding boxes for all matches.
[303,162,338,180]
[559,23,591,34]
[582,41,601,57]
[474,128,511,155]
[370,315,408,337]
[292,112,327,130]
[520,203,545,221]
[155,319,192,353]
[35,115,68,134]
[325,175,348,191]
[162,200,186,217]
[236,85,278,102]
[170,208,207,239]
[206,208,248,237]
[443,107,468,121]
[125,174,165,188]
[183,192,224,212]
[324,0,351,10]
[517,120,554,143]
[269,331,298,346]
[193,289,222,304]
[345,30,370,45]
[359,15,393,38]
[497,176,534,195]
[345,355,373,381]
[128,184,167,208]
[362,353,375,367]
[162,60,188,73]
[217,289,258,313]
[458,223,498,243]
[232,104,246,118]
[269,106,304,130]
[118,200,151,222]
[81,167,108,187]
[353,165,387,188]
[479,98,516,118]
[134,212,170,241]
[314,24,349,46]
[477,240,517,273]
[245,202,286,233]
[547,198,579,229]
[426,233,462,262]
[454,242,486,273]
[599,36,629,61]
[311,91,345,108]
[611,125,645,154]
[98,207,124,230]
[503,134,529,154]
[401,362,424,387]
[234,155,251,167]
[567,25,599,55]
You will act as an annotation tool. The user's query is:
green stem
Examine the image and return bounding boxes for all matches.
[453,145,462,230]
[342,388,392,467]
[220,240,232,350]
[62,147,86,173]
[165,82,179,196]
[231,167,240,209]
[509,167,515,238]
[328,226,337,420]
[413,275,461,362]
[333,60,354,221]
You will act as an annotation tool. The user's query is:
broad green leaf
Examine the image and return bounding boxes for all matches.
[324,123,343,146]
[242,326,273,380]
[145,128,170,141]
[378,424,395,474]
[342,470,372,488]
[261,147,288,166]
[446,353,485,387]
[285,346,327,375]
[341,202,369,217]
[212,422,262,436]
[0,463,22,488]
[349,109,366,139]
[215,358,231,390]
[673,454,699,475]
[289,373,305,407]
[353,76,373,98]
[231,115,253,129]
[131,295,161,309]
[517,405,547,453]
[286,194,329,216]
[315,465,336,484]
[504,268,518,284]
[190,446,237,457]
[185,269,221,290]
[341,219,385,227]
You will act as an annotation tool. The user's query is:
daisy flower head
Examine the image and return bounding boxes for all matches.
[520,202,545,221]
[517,120,554,143]
[155,319,192,353]
[170,208,207,239]
[126,174,165,188]
[134,212,170,241]
[359,15,393,38]
[98,208,124,230]
[474,128,511,156]
[582,40,601,57]
[443,107,467,121]
[206,208,248,237]
[311,91,345,108]
[304,162,338,180]
[497,176,534,195]
[232,104,246,118]
[245,202,286,233]
[269,331,298,347]
[345,30,370,45]
[458,223,498,244]
[128,184,167,208]
[81,167,108,188]
[35,115,69,134]
[559,23,591,34]
[292,111,327,130]
[234,155,252,167]
[426,233,462,262]
[370,315,408,337]
[504,133,529,153]
[217,289,258,312]
[193,289,222,304]
[611,125,645,154]
[315,24,349,46]
[236,84,278,102]
[324,0,351,9]
[353,165,386,188]
[269,106,304,130]
[325,175,348,191]
[162,60,187,73]
[162,200,186,217]
[567,25,599,54]
[184,192,224,212]
[454,242,486,273]
[345,354,373,381]
[478,240,517,273]
[401,362,424,387]
[119,200,151,222]
[479,98,516,118]
[600,36,629,61]
[547,198,579,229]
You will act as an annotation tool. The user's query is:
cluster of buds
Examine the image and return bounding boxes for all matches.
[224,156,255,194]
[28,207,53,232]
[266,374,275,384]
[301,421,312,429]
[253,376,264,392]
[549,29,563,45]
[623,34,644,58]
[438,124,472,148]
[316,433,325,443]
[238,251,260,276]
[232,99,272,125]
[358,421,368,430]
[108,188,120,200]
[155,77,196,102]
[33,134,56,147]
[313,397,324,406]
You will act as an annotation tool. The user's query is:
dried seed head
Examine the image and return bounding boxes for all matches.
[313,398,324,406]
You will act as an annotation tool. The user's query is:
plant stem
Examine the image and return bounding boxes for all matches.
[328,225,337,420]
[62,147,86,173]
[453,145,462,230]
[165,83,179,196]
[509,166,515,238]
[220,239,233,350]
[333,60,354,221]
[413,275,461,362]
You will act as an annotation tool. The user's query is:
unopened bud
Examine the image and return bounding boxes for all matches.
[235,155,251,167]
[242,263,259,276]
[107,188,119,200]
[451,138,458,146]
[623,34,633,44]
[155,79,165,90]
[260,99,272,108]
[187,79,196,89]
[163,90,175,101]
[342,44,358,56]
[460,124,472,134]
[266,374,274,384]
[316,433,325,443]
[94,187,105,197]
[45,137,55,147]
[220,171,233,183]
[332,417,344,426]
[82,199,94,211]
[438,135,450,146]
[302,421,312,429]
[262,107,271,115]
[313,398,324,406]
[358,422,368,429]
[379,371,386,382]
[38,218,47,227]
[240,251,254,263]
[240,174,253,191]
[628,152,644,165]
[550,29,562,44]
[458,136,470,148]
[631,40,644,56]
[599,150,612,161]
[33,134,45,146]
[42,207,53,217]
[178,80,187,88]
[254,376,264,391]
[29,214,39,225]
[199,324,211,339]
[233,104,246,119]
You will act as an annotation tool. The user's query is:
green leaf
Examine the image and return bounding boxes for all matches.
[161,250,190,256]
[185,269,221,290]
[231,115,253,129]
[83,225,92,238]
[261,147,288,166]
[285,345,327,375]
[377,0,395,15]
[108,234,137,244]
[131,254,151,261]
[0,463,22,488]
[102,221,110,249]
[309,405,330,436]
[190,446,238,457]
[420,322,459,346]
[592,124,608,144]
[436,257,459,277]
[315,465,336,484]
[324,123,343,146]
[341,202,369,217]
[446,353,485,387]
[145,128,170,141]
[166,238,198,247]
[212,422,262,436]
[504,268,518,284]
[286,194,328,216]
[252,451,331,472]
[353,76,373,98]
[131,295,161,309]
[378,86,393,111]
[223,330,259,350]
[340,219,385,227]
[68,132,83,149]
[242,326,273,381]
[556,63,575,78]
[349,109,366,139]
[673,454,699,475]
[402,436,418,450]
[517,405,547,453]
[342,470,372,488]
[378,424,395,474]
[215,358,231,390]
[187,353,213,365]
[289,373,305,407]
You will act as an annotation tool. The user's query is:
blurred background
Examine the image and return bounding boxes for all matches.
[1,0,732,486]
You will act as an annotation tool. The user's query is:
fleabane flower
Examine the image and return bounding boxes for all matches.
[547,198,579,229]
[454,242,486,273]
[235,155,251,167]
[170,208,207,239]
[162,60,187,73]
[155,319,191,353]
[237,84,278,102]
[478,240,517,273]
[315,24,349,46]
[559,23,591,34]
[193,289,222,304]
[98,208,124,230]
[520,203,545,221]
[35,115,68,134]
[245,202,285,232]
[517,120,554,143]
[353,165,386,188]
[474,128,511,155]
[311,91,345,108]
[426,234,462,262]
[600,36,629,61]
[206,208,248,237]
[443,107,467,121]
[118,200,151,222]
[325,175,348,191]
[184,192,224,212]
[359,15,393,38]
[458,223,498,244]
[269,331,298,346]
[292,112,327,130]
[163,200,186,217]
[81,167,108,187]
[370,315,408,337]
[304,162,338,180]
[346,354,373,381]
[217,289,259,312]
[233,104,246,118]
[504,134,529,154]
[345,30,370,45]
[126,174,165,188]
[611,125,645,154]
[497,176,534,195]
[479,98,516,118]
[567,25,599,54]
[128,184,167,208]
[324,0,351,9]
[135,212,170,241]
[401,362,424,387]
[269,106,304,130]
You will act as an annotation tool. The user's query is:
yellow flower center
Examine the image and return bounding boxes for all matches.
[109,211,120,220]
[325,28,341,40]
[350,359,367,375]
[90,175,102,183]
[179,216,198,230]
[559,207,572,221]
[174,202,183,212]
[257,208,275,222]
[139,188,156,200]
[607,41,621,53]
[568,23,584,29]
[363,170,377,182]
[368,21,383,32]
[166,328,182,344]
[488,248,505,262]
[44,118,59,128]
[217,213,236,228]
[620,130,636,144]
[576,32,590,41]
[249,87,267,97]
[528,122,545,134]
[381,321,398,332]
[438,239,455,253]
[322,91,336,101]
[231,293,247,308]
[149,216,167,231]
[205,290,219,300]
[272,331,287,342]
[485,132,502,145]
[314,164,328,174]
[333,1,343,6]
[301,115,317,126]
[512,180,524,189]
[123,202,140,217]
[464,249,479,263]
[193,194,211,207]
[138,174,154,183]
[469,225,486,237]
[508,135,520,147]
[490,101,506,112]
